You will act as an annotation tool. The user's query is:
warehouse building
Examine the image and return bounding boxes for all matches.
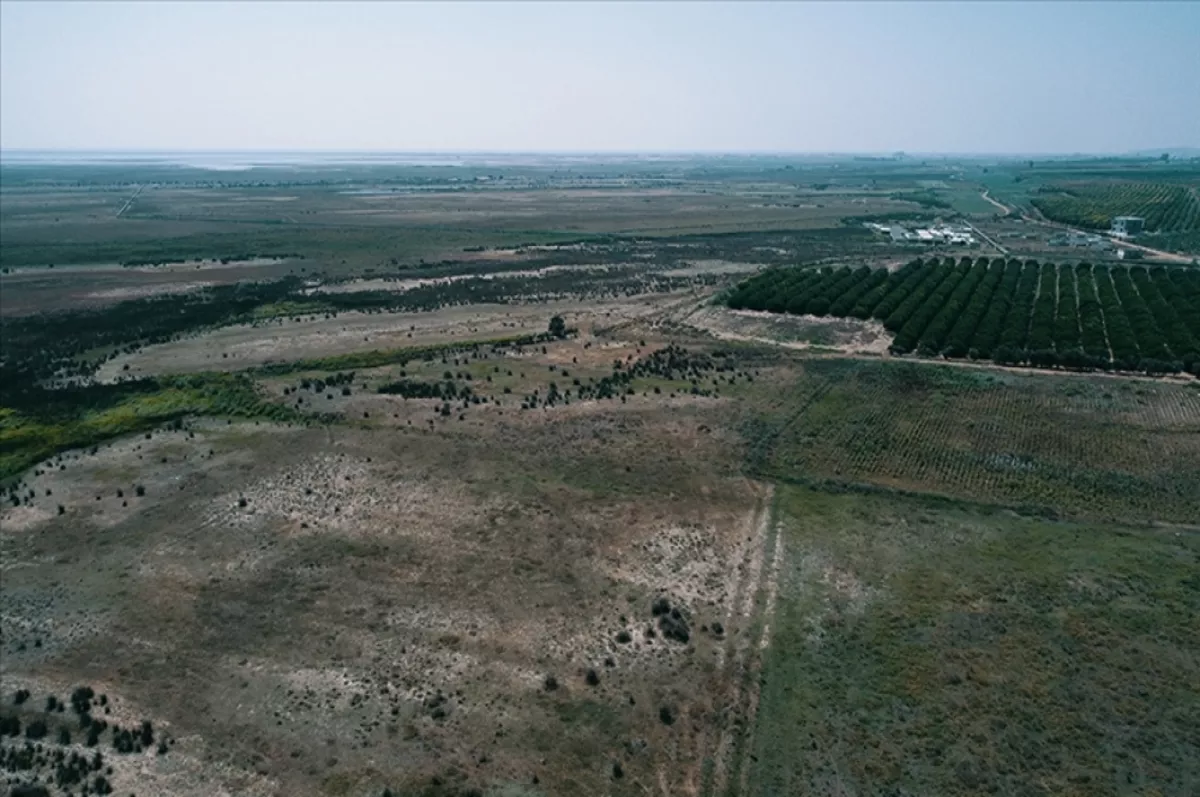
[1110,216,1145,239]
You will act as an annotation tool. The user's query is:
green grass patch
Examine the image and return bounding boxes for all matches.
[0,373,306,481]
[248,299,335,320]
[745,485,1200,797]
[253,333,558,376]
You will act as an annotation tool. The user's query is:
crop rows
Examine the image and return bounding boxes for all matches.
[1030,182,1200,232]
[726,258,1200,374]
[767,361,1200,524]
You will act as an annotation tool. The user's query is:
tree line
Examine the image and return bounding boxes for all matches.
[726,258,1200,375]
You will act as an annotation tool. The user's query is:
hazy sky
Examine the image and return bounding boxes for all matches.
[2,1,1197,154]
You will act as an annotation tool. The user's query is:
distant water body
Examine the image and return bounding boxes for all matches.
[0,150,706,171]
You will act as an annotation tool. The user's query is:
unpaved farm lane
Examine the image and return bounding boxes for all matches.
[691,484,780,797]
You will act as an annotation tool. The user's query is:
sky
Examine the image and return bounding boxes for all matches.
[1,1,1198,154]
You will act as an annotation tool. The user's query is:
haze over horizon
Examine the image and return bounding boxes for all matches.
[2,1,1198,155]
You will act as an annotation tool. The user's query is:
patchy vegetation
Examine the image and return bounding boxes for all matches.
[743,357,1200,524]
[745,485,1200,797]
[1,374,307,481]
[3,155,1198,797]
[1,684,170,796]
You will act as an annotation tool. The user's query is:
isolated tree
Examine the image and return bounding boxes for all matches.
[548,315,567,339]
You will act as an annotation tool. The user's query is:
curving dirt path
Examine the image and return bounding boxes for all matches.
[980,189,1011,217]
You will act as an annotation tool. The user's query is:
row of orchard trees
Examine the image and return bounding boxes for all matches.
[725,257,1200,375]
[1031,182,1199,233]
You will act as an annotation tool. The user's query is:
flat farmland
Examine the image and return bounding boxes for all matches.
[93,292,697,380]
[0,185,133,226]
[1,405,771,796]
[1,172,916,271]
[744,485,1200,797]
[0,258,299,315]
[110,184,917,242]
[745,357,1200,524]
[3,155,1199,797]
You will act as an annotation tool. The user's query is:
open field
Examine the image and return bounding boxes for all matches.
[0,413,768,796]
[741,357,1200,525]
[0,258,298,316]
[3,155,1199,797]
[2,317,789,796]
[746,485,1200,797]
[1,158,931,273]
[92,293,692,380]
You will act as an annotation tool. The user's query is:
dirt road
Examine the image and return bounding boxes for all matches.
[980,189,1011,216]
[116,184,144,217]
[963,219,1009,255]
[695,486,779,797]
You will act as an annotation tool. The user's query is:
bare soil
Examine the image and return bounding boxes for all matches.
[680,304,894,355]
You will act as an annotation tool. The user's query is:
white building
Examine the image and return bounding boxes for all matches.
[1111,216,1145,239]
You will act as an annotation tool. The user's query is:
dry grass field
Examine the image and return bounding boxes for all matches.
[0,171,914,275]
[2,311,782,796]
[92,293,692,380]
[0,259,298,316]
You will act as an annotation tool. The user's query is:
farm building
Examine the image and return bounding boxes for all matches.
[1110,216,1145,238]
[885,225,976,246]
[1056,231,1106,248]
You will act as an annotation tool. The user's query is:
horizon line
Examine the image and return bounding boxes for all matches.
[2,147,1194,158]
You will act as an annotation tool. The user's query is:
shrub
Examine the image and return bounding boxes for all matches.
[25,718,47,739]
[0,715,19,736]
